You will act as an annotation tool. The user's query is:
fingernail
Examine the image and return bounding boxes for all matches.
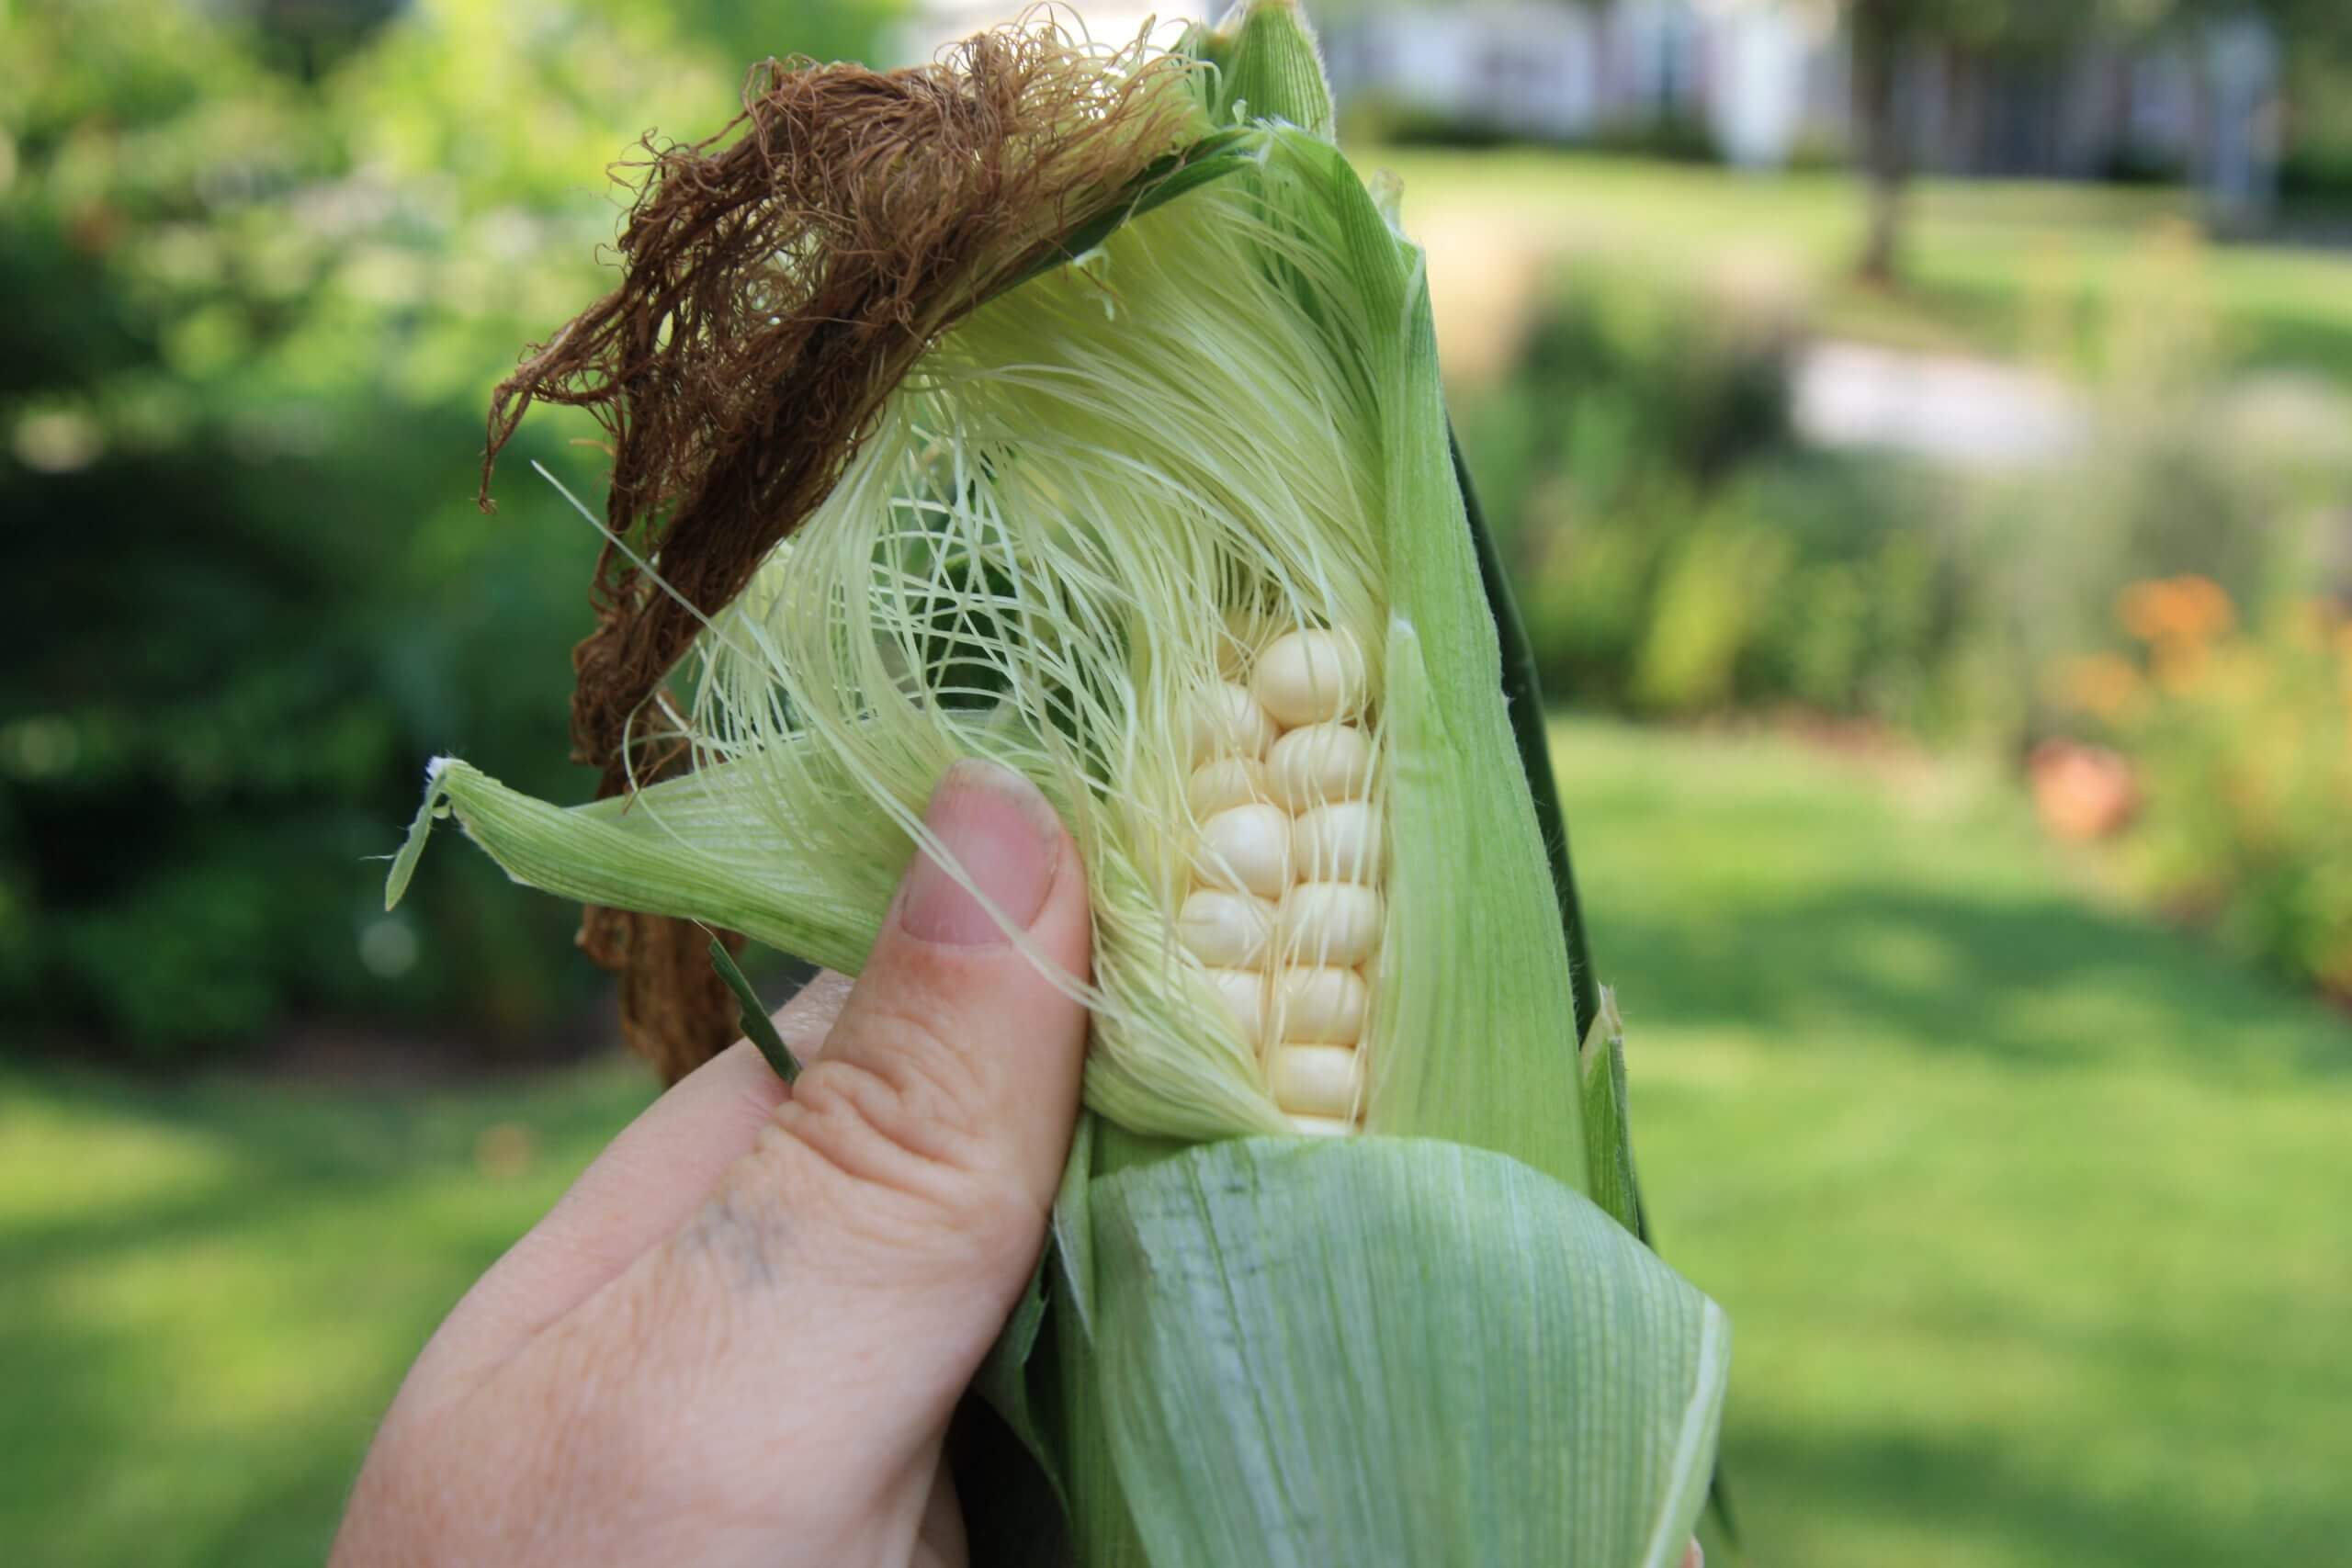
[899,760,1062,946]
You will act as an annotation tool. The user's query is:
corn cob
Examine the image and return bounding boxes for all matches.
[1181,626,1381,1132]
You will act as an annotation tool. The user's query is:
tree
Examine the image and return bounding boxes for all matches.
[1848,0,1910,286]
[1844,0,2118,284]
[1841,0,2346,285]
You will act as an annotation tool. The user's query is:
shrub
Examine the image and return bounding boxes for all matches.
[1464,265,1966,727]
[2055,582,2352,998]
[0,0,899,1062]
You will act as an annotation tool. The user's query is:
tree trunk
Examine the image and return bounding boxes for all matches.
[1850,0,1909,287]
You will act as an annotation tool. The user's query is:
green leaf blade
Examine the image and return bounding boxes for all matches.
[1193,1,1337,140]
[705,939,800,1084]
[1579,986,1645,1239]
[1081,1136,1727,1568]
[385,756,899,977]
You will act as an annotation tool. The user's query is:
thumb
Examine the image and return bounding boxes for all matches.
[765,754,1094,1314]
[349,763,1094,1568]
[606,757,1093,1474]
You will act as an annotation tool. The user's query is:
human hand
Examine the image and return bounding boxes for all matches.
[333,759,1091,1568]
[333,756,1710,1567]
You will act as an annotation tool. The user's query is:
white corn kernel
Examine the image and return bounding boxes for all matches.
[1270,1043,1363,1118]
[1250,627,1367,728]
[1189,681,1276,764]
[1272,965,1368,1044]
[1265,720,1374,812]
[1177,888,1275,969]
[1204,967,1266,1049]
[1291,801,1383,884]
[1193,803,1293,898]
[1280,883,1383,967]
[1187,755,1271,818]
[1287,1113,1356,1137]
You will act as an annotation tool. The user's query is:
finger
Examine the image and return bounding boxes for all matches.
[409,971,857,1390]
[914,1460,967,1568]
[786,757,1091,1217]
[539,759,1091,1520]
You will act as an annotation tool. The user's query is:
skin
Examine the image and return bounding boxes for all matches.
[333,761,1089,1568]
[333,758,1707,1568]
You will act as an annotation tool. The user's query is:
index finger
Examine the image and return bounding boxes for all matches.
[406,970,856,1393]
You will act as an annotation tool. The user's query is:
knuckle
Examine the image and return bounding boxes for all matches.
[839,990,1002,1150]
[765,1055,1041,1268]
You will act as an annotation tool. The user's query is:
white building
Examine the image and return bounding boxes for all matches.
[1319,1,2278,213]
[897,4,1185,66]
[899,2,2278,214]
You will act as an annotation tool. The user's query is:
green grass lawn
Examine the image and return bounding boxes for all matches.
[1568,721,2352,1568]
[6,718,2349,1566]
[1374,148,2352,385]
[0,1056,655,1565]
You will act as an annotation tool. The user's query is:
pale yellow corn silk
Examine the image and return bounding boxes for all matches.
[681,157,1393,1141]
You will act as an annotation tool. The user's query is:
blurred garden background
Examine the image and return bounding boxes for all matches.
[4,1,2348,1564]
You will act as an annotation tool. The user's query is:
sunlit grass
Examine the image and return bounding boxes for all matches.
[1370,149,2352,383]
[1562,718,2352,1567]
[4,719,2348,1565]
[0,1058,654,1566]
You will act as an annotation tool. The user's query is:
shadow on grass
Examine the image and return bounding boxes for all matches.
[1600,880,2349,1080]
[2230,307,2352,386]
[1726,1420,2338,1568]
[6,1062,646,1255]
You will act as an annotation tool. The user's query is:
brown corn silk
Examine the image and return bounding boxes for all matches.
[478,28,1208,1077]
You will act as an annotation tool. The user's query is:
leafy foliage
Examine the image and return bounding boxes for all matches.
[2057,585,2352,998]
[1457,267,1968,728]
[0,0,901,1059]
[1468,241,2351,997]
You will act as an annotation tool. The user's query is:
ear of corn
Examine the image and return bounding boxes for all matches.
[389,6,1724,1562]
[396,82,1589,1177]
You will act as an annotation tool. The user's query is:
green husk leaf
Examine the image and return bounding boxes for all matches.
[1246,125,1588,1190]
[990,129,1258,301]
[1456,424,1605,1043]
[976,1111,1097,1463]
[1188,0,1336,139]
[384,755,900,976]
[383,771,447,912]
[706,939,800,1083]
[1578,985,1644,1236]
[1080,1136,1727,1567]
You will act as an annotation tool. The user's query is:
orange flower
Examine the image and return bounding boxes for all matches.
[2056,653,2144,720]
[2118,575,2234,647]
[2178,575,2233,639]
